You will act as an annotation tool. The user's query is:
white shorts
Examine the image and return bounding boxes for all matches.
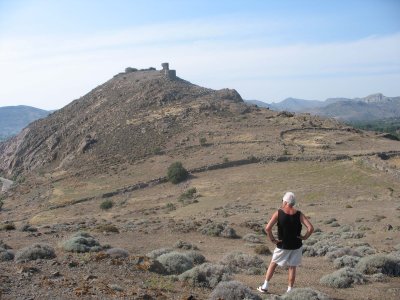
[272,247,302,267]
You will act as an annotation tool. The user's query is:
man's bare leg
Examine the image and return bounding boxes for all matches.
[266,261,278,281]
[288,266,296,291]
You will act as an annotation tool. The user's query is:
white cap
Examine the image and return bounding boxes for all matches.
[283,192,296,206]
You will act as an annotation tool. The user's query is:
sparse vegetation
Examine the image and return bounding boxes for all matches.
[320,267,366,288]
[106,248,129,258]
[254,244,271,256]
[146,248,173,259]
[280,288,331,300]
[167,162,189,184]
[0,240,14,261]
[333,255,361,269]
[95,224,119,233]
[199,137,207,146]
[179,263,231,288]
[242,233,262,244]
[62,232,105,253]
[199,222,238,238]
[209,280,261,300]
[174,240,198,250]
[100,199,113,210]
[0,222,16,231]
[156,251,194,275]
[220,251,265,274]
[356,255,400,276]
[15,243,56,262]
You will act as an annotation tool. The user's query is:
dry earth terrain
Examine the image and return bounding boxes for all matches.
[1,67,399,300]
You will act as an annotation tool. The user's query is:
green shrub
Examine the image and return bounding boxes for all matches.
[199,137,207,146]
[209,280,261,300]
[100,199,113,210]
[242,233,262,244]
[0,199,3,211]
[165,202,176,211]
[356,255,400,276]
[199,222,238,238]
[179,263,231,288]
[174,240,198,250]
[333,255,360,269]
[146,248,173,259]
[167,162,189,184]
[62,232,104,253]
[185,251,206,265]
[179,188,197,200]
[220,251,265,274]
[15,243,56,262]
[156,251,194,275]
[320,267,366,288]
[0,241,14,261]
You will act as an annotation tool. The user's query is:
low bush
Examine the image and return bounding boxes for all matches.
[0,223,16,231]
[280,288,331,300]
[0,241,14,261]
[185,251,206,265]
[242,233,262,244]
[146,248,173,259]
[106,248,129,258]
[254,244,271,256]
[100,199,113,210]
[167,162,189,184]
[326,247,361,262]
[174,240,198,250]
[15,243,56,262]
[209,280,261,300]
[20,224,38,232]
[220,251,265,274]
[199,222,238,238]
[62,232,104,253]
[179,263,231,288]
[157,251,193,275]
[356,255,400,276]
[320,267,366,288]
[333,255,361,269]
[95,224,119,233]
[178,188,198,205]
[355,245,376,256]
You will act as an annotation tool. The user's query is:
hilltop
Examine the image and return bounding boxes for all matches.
[0,64,399,300]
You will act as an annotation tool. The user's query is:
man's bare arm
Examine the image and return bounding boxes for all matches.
[265,211,282,245]
[298,212,314,240]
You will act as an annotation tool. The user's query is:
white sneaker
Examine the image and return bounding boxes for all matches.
[257,286,268,293]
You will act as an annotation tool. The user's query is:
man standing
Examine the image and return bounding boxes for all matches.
[258,192,314,294]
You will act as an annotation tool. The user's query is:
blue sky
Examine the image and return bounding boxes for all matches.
[0,0,399,109]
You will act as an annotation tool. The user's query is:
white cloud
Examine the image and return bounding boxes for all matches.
[0,18,399,109]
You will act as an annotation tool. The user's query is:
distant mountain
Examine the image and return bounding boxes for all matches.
[245,100,270,108]
[246,93,400,122]
[269,97,326,112]
[0,105,50,141]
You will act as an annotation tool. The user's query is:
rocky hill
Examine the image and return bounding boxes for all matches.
[0,105,50,141]
[1,66,399,179]
[1,64,400,300]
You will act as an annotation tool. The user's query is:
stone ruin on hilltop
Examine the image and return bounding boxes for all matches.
[123,62,177,80]
[161,62,176,80]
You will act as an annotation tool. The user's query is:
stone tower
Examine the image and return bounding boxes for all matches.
[161,62,176,80]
